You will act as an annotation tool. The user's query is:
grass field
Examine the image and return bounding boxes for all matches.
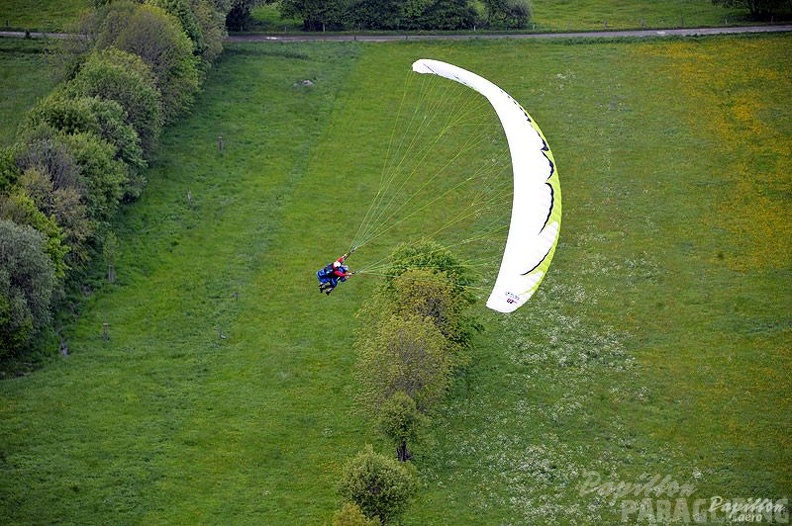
[0,0,89,31]
[1,33,791,525]
[0,38,56,146]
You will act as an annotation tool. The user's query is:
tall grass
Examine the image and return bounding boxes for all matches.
[1,34,790,525]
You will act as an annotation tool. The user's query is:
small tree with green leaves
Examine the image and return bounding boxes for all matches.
[88,1,200,123]
[27,93,147,199]
[0,191,70,280]
[356,313,452,414]
[384,238,474,297]
[0,220,56,360]
[711,0,791,20]
[14,126,96,264]
[65,48,163,160]
[338,445,418,525]
[375,239,482,353]
[388,268,479,358]
[15,166,93,266]
[379,391,426,462]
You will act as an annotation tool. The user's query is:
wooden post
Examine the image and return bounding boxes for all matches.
[217,135,224,155]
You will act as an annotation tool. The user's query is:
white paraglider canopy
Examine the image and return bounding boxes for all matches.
[411,59,562,313]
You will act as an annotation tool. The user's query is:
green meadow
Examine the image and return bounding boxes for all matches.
[0,38,57,146]
[0,0,89,31]
[1,33,791,525]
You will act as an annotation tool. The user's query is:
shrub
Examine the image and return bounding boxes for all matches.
[149,0,226,70]
[60,131,128,225]
[338,445,417,525]
[0,190,70,279]
[384,238,474,298]
[16,166,93,266]
[91,1,201,123]
[0,220,56,359]
[379,391,426,462]
[65,48,163,160]
[27,92,147,199]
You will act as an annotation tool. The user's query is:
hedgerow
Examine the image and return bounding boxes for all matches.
[0,0,231,368]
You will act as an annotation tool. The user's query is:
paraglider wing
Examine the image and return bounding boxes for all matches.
[412,59,561,313]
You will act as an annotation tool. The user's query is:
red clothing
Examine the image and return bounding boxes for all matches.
[332,256,350,277]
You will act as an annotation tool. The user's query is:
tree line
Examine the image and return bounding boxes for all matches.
[0,0,248,368]
[331,239,482,525]
[254,0,534,31]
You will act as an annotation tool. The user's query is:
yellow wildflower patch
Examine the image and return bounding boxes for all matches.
[633,37,791,271]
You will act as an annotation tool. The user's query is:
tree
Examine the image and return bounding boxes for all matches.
[149,0,227,70]
[0,147,20,191]
[0,191,70,280]
[13,126,95,264]
[89,1,200,123]
[225,0,269,31]
[505,0,531,28]
[60,131,128,225]
[711,0,791,19]
[16,166,93,266]
[384,238,474,298]
[356,313,452,413]
[338,445,417,525]
[388,269,478,355]
[420,0,478,29]
[402,0,432,29]
[279,0,347,30]
[346,0,402,29]
[14,124,127,263]
[482,0,530,28]
[65,48,163,160]
[27,93,148,199]
[379,391,426,462]
[0,220,56,359]
[379,239,481,351]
